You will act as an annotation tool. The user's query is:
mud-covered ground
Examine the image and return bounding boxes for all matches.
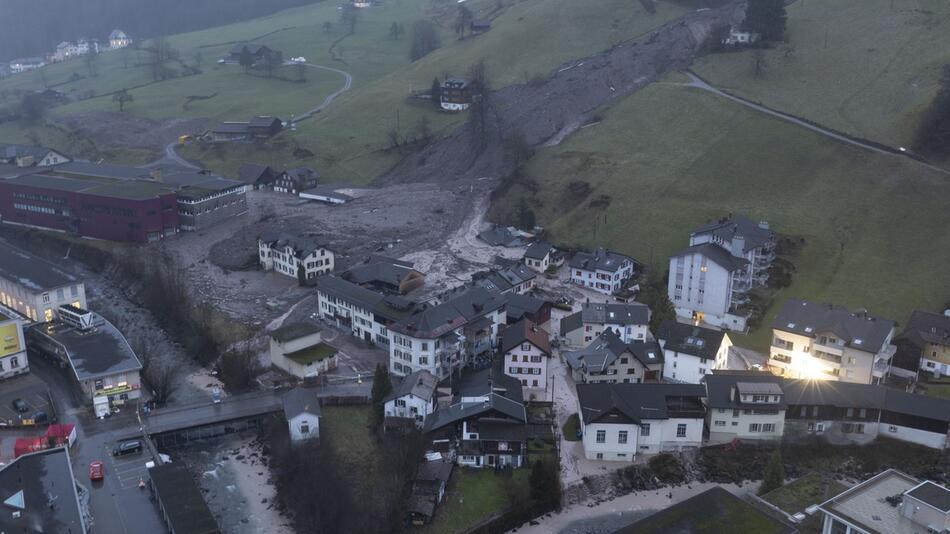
[57,111,208,162]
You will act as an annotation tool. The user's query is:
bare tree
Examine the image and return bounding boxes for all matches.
[145,361,181,405]
[340,4,360,35]
[752,48,768,78]
[455,5,474,39]
[409,20,440,61]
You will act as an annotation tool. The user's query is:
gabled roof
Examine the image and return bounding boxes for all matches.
[471,263,536,293]
[259,231,329,260]
[569,247,638,273]
[577,382,706,425]
[500,319,550,355]
[524,241,554,260]
[212,121,249,134]
[282,388,322,419]
[691,214,773,253]
[109,29,129,39]
[316,276,420,322]
[391,287,505,339]
[772,299,895,353]
[269,322,320,343]
[503,293,547,321]
[423,363,526,433]
[476,226,522,247]
[1,144,60,161]
[565,330,663,373]
[562,302,650,333]
[895,310,950,349]
[0,448,86,534]
[657,320,726,360]
[670,243,749,272]
[385,370,438,403]
[343,260,419,288]
[702,371,787,410]
[248,116,281,128]
[237,163,275,184]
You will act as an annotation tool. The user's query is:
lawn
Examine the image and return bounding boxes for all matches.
[491,82,950,351]
[760,472,848,515]
[320,405,379,502]
[691,0,950,149]
[623,486,794,534]
[921,383,950,400]
[563,413,581,441]
[422,467,530,534]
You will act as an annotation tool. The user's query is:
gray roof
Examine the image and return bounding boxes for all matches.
[0,448,86,534]
[562,303,649,334]
[415,458,453,484]
[504,293,547,321]
[895,310,950,349]
[248,116,281,128]
[384,370,438,404]
[471,263,536,293]
[56,161,243,192]
[569,247,638,273]
[148,463,220,534]
[300,184,353,202]
[906,481,950,512]
[212,122,249,134]
[343,260,417,288]
[781,378,950,423]
[702,371,787,410]
[391,287,505,339]
[270,322,321,343]
[34,314,142,381]
[237,163,276,184]
[657,320,726,361]
[422,363,526,432]
[772,299,895,353]
[282,388,322,419]
[565,330,663,373]
[316,276,420,323]
[260,231,329,260]
[691,215,773,253]
[524,241,554,260]
[577,382,706,425]
[1,144,60,161]
[109,29,128,39]
[560,310,583,336]
[670,243,749,272]
[476,227,523,247]
[0,243,80,292]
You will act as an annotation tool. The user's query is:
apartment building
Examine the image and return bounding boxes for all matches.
[565,330,663,384]
[0,245,86,322]
[316,276,420,347]
[0,308,28,379]
[668,243,752,332]
[702,372,786,445]
[560,302,651,347]
[499,319,551,392]
[259,232,334,282]
[569,248,638,295]
[689,215,775,289]
[892,310,950,379]
[657,320,732,384]
[768,299,896,384]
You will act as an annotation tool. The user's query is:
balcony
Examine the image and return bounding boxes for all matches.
[770,353,793,365]
[815,351,842,365]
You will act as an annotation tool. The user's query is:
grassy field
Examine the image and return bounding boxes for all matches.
[421,468,530,534]
[692,0,950,148]
[563,413,580,441]
[625,486,793,534]
[491,81,950,351]
[760,472,848,515]
[320,405,380,505]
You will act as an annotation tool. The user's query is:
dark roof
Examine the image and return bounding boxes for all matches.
[248,116,281,128]
[443,77,472,88]
[424,364,525,432]
[616,486,796,534]
[1,144,59,161]
[148,463,221,534]
[33,314,142,381]
[561,310,583,336]
[471,263,536,294]
[343,260,418,288]
[282,388,322,419]
[627,340,664,367]
[0,242,80,292]
[270,322,321,343]
[566,332,664,373]
[772,299,895,353]
[782,379,950,423]
[317,276,420,323]
[524,241,554,260]
[657,320,726,360]
[229,43,271,55]
[237,163,275,184]
[415,459,453,484]
[691,215,774,254]
[260,231,329,260]
[0,448,86,534]
[577,382,706,424]
[391,287,505,339]
[476,226,522,247]
[702,371,788,410]
[895,310,950,349]
[384,370,438,403]
[670,243,749,272]
[212,121,249,134]
[583,302,650,326]
[300,184,354,202]
[500,319,551,355]
[569,247,638,273]
[906,481,950,512]
[504,293,547,321]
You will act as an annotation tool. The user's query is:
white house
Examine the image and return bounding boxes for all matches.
[577,383,706,461]
[768,299,896,384]
[1,144,71,167]
[702,372,786,445]
[9,58,45,73]
[469,262,537,295]
[523,242,556,273]
[383,370,438,428]
[669,243,751,332]
[657,320,732,384]
[0,245,86,322]
[569,248,638,295]
[259,231,334,282]
[560,302,651,347]
[0,308,28,380]
[109,30,132,49]
[499,319,551,393]
[269,323,337,378]
[282,388,321,442]
[564,330,663,384]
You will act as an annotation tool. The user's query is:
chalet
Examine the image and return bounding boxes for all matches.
[407,459,453,525]
[237,163,280,189]
[383,369,438,428]
[502,293,552,326]
[440,77,474,111]
[274,167,318,194]
[560,302,650,347]
[500,319,551,392]
[657,320,732,384]
[702,371,786,445]
[0,144,70,167]
[569,247,639,295]
[282,388,321,442]
[892,310,950,379]
[109,30,132,49]
[259,232,334,282]
[342,256,425,295]
[247,116,283,139]
[269,323,337,378]
[523,241,557,272]
[565,330,663,384]
[211,122,250,142]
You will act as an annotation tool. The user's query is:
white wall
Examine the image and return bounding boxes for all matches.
[669,252,733,324]
[259,241,333,281]
[662,350,712,384]
[879,422,948,450]
[581,421,639,461]
[288,413,320,441]
[707,408,785,444]
[637,417,704,454]
[504,342,548,391]
[384,393,434,428]
[581,417,703,460]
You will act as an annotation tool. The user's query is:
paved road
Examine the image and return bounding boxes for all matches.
[291,62,353,123]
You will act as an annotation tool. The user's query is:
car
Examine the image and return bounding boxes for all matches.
[11,398,28,413]
[112,440,143,456]
[217,58,226,64]
[89,461,104,481]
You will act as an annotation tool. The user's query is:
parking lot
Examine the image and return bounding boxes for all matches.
[0,373,54,426]
[102,443,150,490]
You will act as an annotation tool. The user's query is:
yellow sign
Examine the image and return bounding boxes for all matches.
[0,323,23,358]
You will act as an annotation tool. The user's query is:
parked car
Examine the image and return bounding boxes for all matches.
[112,440,142,456]
[11,398,28,413]
[89,461,104,481]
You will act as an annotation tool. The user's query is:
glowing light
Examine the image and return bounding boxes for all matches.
[789,352,829,380]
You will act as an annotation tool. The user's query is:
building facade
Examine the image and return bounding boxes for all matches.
[0,309,28,379]
[668,243,751,332]
[269,323,337,378]
[560,302,651,347]
[565,330,663,384]
[259,232,334,282]
[500,319,550,392]
[892,310,950,379]
[657,320,732,384]
[0,245,86,322]
[383,370,438,428]
[440,78,474,111]
[702,372,786,445]
[569,248,637,295]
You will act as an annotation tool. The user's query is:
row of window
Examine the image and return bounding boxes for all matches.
[592,423,689,444]
[508,367,541,375]
[509,354,543,363]
[14,203,58,215]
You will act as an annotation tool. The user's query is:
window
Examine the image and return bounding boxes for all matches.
[676,424,687,438]
[714,420,726,427]
[300,423,310,434]
[421,342,428,351]
[596,453,603,460]
[617,430,629,444]
[829,518,849,534]
[522,343,531,351]
[42,293,50,303]
[762,423,775,433]
[512,355,518,362]
[733,409,740,418]
[748,423,761,433]
[532,380,538,387]
[596,430,606,443]
[418,357,428,365]
[816,423,825,433]
[620,358,629,365]
[396,399,406,407]
[641,424,650,437]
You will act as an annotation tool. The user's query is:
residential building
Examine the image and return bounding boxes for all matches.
[247,116,283,139]
[500,319,551,392]
[476,225,525,247]
[577,382,706,461]
[0,245,86,322]
[819,469,950,534]
[27,306,142,412]
[668,243,752,332]
[0,308,28,379]
[9,58,45,73]
[470,262,537,295]
[109,29,133,49]
[269,323,337,378]
[440,77,474,111]
[768,299,896,384]
[237,163,280,189]
[565,330,663,384]
[423,365,529,468]
[502,293,552,326]
[148,462,220,534]
[226,43,281,66]
[316,275,421,347]
[892,310,950,379]
[342,256,425,295]
[75,38,99,55]
[523,241,557,272]
[282,388,321,442]
[702,371,786,445]
[273,167,318,194]
[569,247,638,295]
[657,320,732,383]
[383,369,438,428]
[560,302,651,347]
[407,459,453,525]
[0,447,87,533]
[389,287,506,379]
[211,122,250,142]
[0,144,70,167]
[689,215,775,287]
[722,28,761,46]
[259,231,334,282]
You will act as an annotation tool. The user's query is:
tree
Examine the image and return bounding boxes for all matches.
[409,20,440,61]
[295,62,307,82]
[751,48,768,78]
[263,50,282,78]
[219,346,260,392]
[430,77,442,108]
[455,5,474,40]
[340,4,360,35]
[758,449,786,495]
[322,21,333,33]
[20,93,47,123]
[415,115,432,144]
[238,45,253,73]
[915,65,950,157]
[637,269,675,332]
[743,0,787,42]
[517,198,535,230]
[144,361,180,405]
[84,52,97,77]
[468,59,491,153]
[371,363,393,428]
[112,89,133,112]
[389,22,405,40]
[529,459,561,510]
